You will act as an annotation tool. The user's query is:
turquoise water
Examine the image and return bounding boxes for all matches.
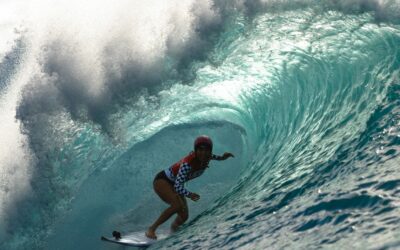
[0,1,400,249]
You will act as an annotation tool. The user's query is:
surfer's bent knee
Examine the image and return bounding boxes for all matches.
[170,202,185,213]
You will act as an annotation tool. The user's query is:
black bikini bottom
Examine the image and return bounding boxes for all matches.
[154,170,174,186]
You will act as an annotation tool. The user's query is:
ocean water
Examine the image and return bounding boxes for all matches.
[0,1,399,249]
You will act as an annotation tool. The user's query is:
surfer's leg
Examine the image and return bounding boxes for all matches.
[146,179,185,239]
[171,196,188,232]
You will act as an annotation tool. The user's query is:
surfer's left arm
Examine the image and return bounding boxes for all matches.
[212,152,235,161]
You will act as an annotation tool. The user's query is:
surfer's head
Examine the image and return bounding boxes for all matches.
[194,135,213,162]
[194,135,213,152]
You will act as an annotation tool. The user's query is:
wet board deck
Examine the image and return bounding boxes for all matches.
[101,231,168,247]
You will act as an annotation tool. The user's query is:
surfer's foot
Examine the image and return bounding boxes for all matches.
[145,228,157,239]
[170,221,179,233]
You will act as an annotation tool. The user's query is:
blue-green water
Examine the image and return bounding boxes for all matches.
[0,1,400,249]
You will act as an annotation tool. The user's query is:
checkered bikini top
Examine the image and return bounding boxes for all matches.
[164,151,213,197]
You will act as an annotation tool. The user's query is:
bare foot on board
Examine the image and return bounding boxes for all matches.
[170,222,179,233]
[145,229,157,240]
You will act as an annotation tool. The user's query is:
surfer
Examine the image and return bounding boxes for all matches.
[145,135,234,239]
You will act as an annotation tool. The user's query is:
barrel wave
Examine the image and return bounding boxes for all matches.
[0,1,400,249]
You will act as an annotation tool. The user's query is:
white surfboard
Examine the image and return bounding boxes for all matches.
[101,231,168,247]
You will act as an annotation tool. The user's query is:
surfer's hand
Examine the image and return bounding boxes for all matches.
[222,152,234,160]
[189,193,200,201]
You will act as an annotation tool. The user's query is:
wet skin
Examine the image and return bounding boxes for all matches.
[146,148,234,239]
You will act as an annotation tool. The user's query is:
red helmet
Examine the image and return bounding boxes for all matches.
[194,135,213,151]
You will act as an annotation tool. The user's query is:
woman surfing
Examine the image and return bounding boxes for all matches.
[145,135,234,239]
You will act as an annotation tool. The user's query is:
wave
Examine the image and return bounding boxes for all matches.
[0,0,399,249]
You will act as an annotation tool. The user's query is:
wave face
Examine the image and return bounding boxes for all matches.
[1,0,400,249]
